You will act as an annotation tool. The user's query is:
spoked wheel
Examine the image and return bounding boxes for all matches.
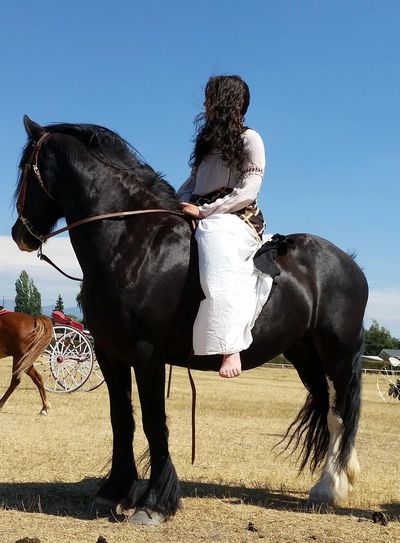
[376,362,400,403]
[81,354,105,391]
[35,325,94,392]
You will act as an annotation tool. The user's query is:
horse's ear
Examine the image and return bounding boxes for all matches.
[23,115,45,140]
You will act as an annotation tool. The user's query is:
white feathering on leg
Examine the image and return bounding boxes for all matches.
[309,377,355,505]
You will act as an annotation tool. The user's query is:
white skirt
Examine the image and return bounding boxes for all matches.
[193,214,273,356]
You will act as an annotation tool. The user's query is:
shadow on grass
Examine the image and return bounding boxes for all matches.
[0,478,398,522]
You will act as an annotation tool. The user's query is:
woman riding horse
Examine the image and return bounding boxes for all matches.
[178,75,271,378]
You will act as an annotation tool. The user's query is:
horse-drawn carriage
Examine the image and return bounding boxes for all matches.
[35,311,104,393]
[376,356,400,403]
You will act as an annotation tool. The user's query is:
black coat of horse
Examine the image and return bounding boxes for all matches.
[12,116,368,524]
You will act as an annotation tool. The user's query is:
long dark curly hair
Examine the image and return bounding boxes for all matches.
[190,75,250,172]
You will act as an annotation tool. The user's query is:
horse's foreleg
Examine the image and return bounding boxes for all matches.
[25,365,50,416]
[95,352,139,510]
[132,348,180,524]
[0,357,22,411]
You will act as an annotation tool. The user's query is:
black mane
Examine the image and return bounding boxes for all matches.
[17,122,179,206]
[45,122,142,169]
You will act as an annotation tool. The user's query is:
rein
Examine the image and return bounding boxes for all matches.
[40,208,186,243]
[36,208,186,283]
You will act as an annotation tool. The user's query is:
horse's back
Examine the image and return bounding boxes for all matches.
[0,312,52,357]
[246,233,368,364]
[279,234,368,326]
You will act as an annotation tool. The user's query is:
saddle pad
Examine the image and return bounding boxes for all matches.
[254,234,295,277]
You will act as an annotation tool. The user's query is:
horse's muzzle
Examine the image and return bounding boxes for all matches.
[11,218,40,252]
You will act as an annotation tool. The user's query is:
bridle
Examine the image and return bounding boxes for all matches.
[17,132,57,243]
[17,131,186,243]
[16,131,188,279]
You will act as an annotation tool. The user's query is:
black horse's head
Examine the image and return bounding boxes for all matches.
[12,116,64,252]
[12,115,181,253]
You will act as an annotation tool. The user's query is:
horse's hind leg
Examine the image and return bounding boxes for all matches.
[308,331,363,505]
[0,356,22,411]
[25,365,50,416]
[284,340,330,472]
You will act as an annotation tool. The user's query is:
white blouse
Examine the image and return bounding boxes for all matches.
[177,129,265,217]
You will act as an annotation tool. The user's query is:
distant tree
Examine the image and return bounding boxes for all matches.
[54,294,64,312]
[364,320,400,356]
[14,270,42,316]
[30,283,42,316]
[14,271,30,313]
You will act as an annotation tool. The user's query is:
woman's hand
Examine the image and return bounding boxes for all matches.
[180,202,205,219]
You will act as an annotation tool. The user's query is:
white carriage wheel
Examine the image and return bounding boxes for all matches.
[81,350,105,391]
[376,363,400,403]
[35,325,94,393]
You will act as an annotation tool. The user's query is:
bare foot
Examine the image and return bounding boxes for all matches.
[219,353,241,378]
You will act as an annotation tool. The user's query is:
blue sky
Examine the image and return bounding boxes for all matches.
[1,1,399,335]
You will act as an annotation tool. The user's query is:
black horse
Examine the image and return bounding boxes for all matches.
[12,116,368,525]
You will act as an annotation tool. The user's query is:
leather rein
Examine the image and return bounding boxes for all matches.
[16,131,187,280]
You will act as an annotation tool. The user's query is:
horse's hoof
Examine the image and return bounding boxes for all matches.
[129,507,166,525]
[39,410,48,416]
[115,502,135,516]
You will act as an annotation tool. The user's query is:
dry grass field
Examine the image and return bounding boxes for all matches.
[0,359,399,543]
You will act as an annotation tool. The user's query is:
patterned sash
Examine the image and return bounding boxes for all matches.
[190,188,265,238]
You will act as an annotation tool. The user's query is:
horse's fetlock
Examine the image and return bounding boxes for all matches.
[310,469,350,506]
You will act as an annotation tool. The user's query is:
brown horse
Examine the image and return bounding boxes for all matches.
[0,310,53,415]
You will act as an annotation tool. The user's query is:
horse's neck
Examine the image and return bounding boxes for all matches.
[59,155,183,280]
[64,166,175,219]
